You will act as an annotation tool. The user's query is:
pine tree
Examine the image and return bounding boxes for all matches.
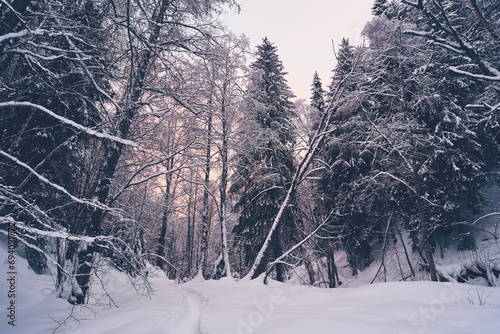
[372,0,388,17]
[0,0,114,302]
[311,71,326,113]
[328,38,356,98]
[357,15,500,281]
[309,71,326,132]
[317,38,375,276]
[231,38,297,281]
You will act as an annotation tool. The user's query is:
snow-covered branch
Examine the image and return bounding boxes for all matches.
[0,29,30,44]
[373,171,440,207]
[0,102,157,157]
[449,66,500,82]
[243,50,363,280]
[0,28,76,44]
[0,149,121,214]
[265,211,332,279]
[0,217,113,243]
[402,1,499,79]
[361,105,413,172]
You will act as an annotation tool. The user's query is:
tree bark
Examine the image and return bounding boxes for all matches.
[198,106,213,278]
[65,0,172,304]
[156,159,173,269]
[218,80,232,277]
[327,242,339,288]
[469,0,500,42]
[414,168,438,281]
[186,198,193,276]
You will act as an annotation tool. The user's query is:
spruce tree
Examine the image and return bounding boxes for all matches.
[231,38,297,281]
[311,71,326,114]
[0,0,109,272]
[372,0,388,17]
[317,38,374,275]
[328,38,355,98]
[310,71,326,131]
[357,15,500,280]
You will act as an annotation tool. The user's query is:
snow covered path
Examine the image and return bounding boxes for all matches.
[171,288,207,334]
[187,278,500,334]
[1,244,500,334]
[2,273,500,334]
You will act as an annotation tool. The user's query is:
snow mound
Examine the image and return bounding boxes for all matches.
[2,238,500,334]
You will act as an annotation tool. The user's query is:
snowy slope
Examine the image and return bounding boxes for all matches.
[1,240,500,334]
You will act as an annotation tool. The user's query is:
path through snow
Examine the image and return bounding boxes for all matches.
[170,288,206,334]
[1,244,500,334]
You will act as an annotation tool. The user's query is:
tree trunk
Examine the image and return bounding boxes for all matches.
[273,227,285,282]
[219,82,232,277]
[62,0,172,304]
[198,107,213,278]
[304,251,316,285]
[395,224,415,279]
[414,168,438,281]
[469,0,500,42]
[186,200,193,276]
[327,242,339,288]
[417,201,438,281]
[156,161,173,269]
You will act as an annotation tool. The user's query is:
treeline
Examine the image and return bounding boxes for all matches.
[0,0,499,304]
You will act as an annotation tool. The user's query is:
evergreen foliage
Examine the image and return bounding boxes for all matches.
[0,0,110,277]
[316,38,375,274]
[231,38,298,281]
[310,71,326,114]
[372,0,388,17]
[1,0,500,299]
[328,38,356,97]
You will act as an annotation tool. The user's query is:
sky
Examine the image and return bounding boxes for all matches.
[221,0,375,100]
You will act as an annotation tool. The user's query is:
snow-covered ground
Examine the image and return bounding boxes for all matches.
[1,241,500,334]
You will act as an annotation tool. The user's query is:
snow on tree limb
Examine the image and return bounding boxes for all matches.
[0,101,157,156]
[373,171,441,207]
[107,143,198,206]
[265,211,332,279]
[0,29,29,43]
[6,48,88,61]
[0,226,73,277]
[242,44,364,281]
[147,254,179,272]
[0,217,113,243]
[360,105,414,172]
[0,28,75,44]
[58,30,122,113]
[0,149,122,214]
[401,1,499,79]
[0,184,59,230]
[449,66,500,82]
[127,163,203,188]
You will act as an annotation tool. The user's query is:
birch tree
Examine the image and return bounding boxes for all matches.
[1,0,239,303]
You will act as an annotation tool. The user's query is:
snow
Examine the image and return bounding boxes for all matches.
[449,66,500,82]
[0,30,30,44]
[0,150,112,213]
[0,102,156,156]
[0,218,112,243]
[1,239,500,334]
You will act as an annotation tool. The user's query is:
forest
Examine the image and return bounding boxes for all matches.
[1,0,500,311]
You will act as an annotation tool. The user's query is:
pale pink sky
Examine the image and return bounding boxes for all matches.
[222,0,374,100]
